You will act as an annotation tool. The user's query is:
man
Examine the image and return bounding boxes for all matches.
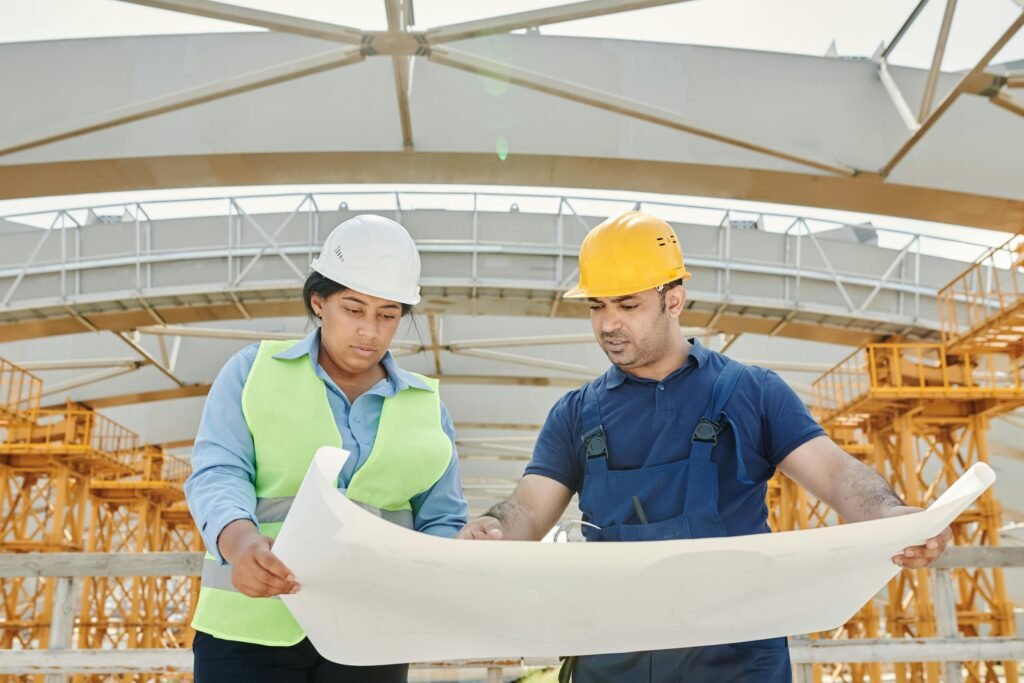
[457,211,952,682]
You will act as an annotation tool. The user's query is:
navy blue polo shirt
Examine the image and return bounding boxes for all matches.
[525,339,825,536]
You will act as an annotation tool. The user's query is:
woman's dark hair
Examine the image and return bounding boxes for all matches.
[302,272,414,322]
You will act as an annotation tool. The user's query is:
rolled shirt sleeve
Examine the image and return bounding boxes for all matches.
[185,345,260,565]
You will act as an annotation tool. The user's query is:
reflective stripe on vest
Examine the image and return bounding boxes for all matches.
[191,339,452,646]
[253,494,415,527]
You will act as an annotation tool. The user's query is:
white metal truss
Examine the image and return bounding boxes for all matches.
[0,48,365,157]
[36,0,1003,179]
[0,190,997,345]
[872,0,1024,162]
[877,5,1024,176]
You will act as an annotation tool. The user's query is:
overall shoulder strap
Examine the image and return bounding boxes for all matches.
[691,358,746,459]
[709,358,746,417]
[579,381,610,471]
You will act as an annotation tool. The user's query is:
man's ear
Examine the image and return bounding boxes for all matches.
[666,285,687,317]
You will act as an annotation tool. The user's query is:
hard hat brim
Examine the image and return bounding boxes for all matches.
[311,260,422,306]
[563,271,691,299]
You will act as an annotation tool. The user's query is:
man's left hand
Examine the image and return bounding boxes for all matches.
[882,505,953,569]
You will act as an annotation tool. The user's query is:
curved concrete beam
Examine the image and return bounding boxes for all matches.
[1,151,1021,232]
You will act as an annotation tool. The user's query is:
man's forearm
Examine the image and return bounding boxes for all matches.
[484,498,545,540]
[830,457,905,523]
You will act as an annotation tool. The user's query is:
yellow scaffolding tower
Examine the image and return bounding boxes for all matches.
[76,446,197,683]
[791,235,1024,683]
[1,355,198,683]
[0,398,136,653]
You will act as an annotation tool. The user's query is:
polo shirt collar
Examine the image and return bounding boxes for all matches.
[604,337,708,389]
[687,337,709,367]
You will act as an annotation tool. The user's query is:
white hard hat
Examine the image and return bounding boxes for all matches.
[311,215,421,305]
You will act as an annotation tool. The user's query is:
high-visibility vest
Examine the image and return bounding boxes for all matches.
[190,339,452,646]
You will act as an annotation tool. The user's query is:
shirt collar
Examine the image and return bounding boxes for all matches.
[687,337,709,367]
[604,337,707,389]
[273,329,320,361]
[272,328,434,393]
[381,351,434,392]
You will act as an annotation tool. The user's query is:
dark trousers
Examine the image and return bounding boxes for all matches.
[193,630,409,683]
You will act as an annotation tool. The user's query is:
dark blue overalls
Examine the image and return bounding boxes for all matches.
[565,359,792,683]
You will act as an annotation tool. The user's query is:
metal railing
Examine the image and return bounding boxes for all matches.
[159,455,191,485]
[0,407,139,475]
[939,234,1024,354]
[0,357,42,425]
[0,550,1021,682]
[0,190,1003,327]
[813,343,1024,424]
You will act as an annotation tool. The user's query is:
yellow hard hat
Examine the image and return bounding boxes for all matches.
[564,211,691,299]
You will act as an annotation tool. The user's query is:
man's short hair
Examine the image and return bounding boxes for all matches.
[657,279,684,311]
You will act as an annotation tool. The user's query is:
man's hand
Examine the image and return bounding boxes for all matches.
[218,519,299,597]
[456,516,504,540]
[456,476,573,541]
[882,506,953,569]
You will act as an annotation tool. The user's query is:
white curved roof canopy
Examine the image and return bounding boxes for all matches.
[0,0,1022,230]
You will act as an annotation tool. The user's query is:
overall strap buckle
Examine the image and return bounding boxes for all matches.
[691,417,725,445]
[582,426,610,459]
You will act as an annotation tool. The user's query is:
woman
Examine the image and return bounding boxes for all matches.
[185,214,469,683]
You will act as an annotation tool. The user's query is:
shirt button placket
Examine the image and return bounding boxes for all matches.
[656,383,670,417]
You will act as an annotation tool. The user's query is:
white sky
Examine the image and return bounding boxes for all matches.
[2,0,1023,70]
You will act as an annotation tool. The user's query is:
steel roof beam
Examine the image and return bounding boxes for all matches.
[136,324,421,351]
[114,331,186,387]
[882,0,932,60]
[429,46,857,177]
[881,12,1024,177]
[115,0,363,44]
[991,91,1024,118]
[385,0,415,149]
[918,0,958,122]
[0,48,364,158]
[427,0,694,44]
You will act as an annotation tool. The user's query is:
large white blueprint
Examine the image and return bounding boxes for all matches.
[274,447,994,666]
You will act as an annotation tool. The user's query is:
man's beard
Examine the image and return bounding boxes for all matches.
[602,336,645,368]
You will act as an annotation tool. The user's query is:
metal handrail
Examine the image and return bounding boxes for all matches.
[938,234,1024,350]
[0,190,996,332]
[0,550,1021,677]
[0,407,140,473]
[0,357,42,424]
[812,342,1024,422]
[0,189,997,254]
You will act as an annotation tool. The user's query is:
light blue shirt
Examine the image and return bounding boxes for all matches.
[186,329,469,564]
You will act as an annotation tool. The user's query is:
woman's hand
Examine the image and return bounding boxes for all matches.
[218,519,299,597]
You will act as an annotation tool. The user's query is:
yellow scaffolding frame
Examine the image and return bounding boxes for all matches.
[801,234,1024,683]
